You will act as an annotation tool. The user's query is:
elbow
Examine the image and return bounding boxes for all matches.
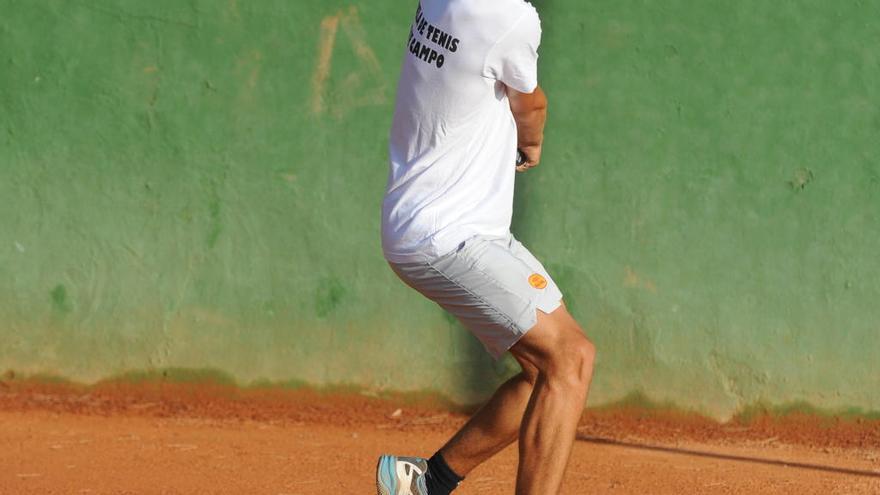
[531,86,548,112]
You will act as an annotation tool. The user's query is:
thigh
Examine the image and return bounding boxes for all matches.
[449,235,564,316]
[388,252,527,360]
[387,234,564,360]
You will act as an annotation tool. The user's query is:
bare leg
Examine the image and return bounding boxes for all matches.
[436,303,595,495]
[509,305,596,495]
[439,356,538,476]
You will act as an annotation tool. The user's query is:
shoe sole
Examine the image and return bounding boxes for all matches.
[376,454,398,495]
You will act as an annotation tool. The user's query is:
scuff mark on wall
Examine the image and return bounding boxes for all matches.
[623,266,657,293]
[789,168,814,191]
[311,13,340,115]
[707,350,770,413]
[310,7,387,117]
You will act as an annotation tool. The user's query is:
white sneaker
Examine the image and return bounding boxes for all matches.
[376,454,429,495]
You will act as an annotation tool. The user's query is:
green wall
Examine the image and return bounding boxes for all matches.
[1,0,878,420]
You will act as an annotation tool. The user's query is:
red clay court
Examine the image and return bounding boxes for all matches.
[2,383,878,494]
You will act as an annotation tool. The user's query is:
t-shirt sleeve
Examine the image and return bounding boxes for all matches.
[483,6,542,94]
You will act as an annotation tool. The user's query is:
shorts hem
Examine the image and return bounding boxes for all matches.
[497,296,563,360]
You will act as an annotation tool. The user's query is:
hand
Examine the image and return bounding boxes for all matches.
[516,144,542,173]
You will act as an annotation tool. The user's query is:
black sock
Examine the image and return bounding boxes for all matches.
[424,451,464,495]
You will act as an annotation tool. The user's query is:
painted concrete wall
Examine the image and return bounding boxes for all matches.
[1,0,878,419]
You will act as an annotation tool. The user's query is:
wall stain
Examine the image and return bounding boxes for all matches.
[315,276,347,317]
[788,168,814,191]
[50,284,72,313]
[623,266,658,293]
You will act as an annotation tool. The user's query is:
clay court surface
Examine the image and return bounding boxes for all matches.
[1,383,879,494]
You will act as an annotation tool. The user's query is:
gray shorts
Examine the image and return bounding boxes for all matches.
[388,233,563,359]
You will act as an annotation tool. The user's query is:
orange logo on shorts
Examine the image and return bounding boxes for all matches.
[528,273,547,289]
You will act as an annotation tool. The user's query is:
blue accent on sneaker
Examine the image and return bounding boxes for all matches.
[378,454,398,495]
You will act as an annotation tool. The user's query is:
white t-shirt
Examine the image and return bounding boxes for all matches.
[381,0,542,263]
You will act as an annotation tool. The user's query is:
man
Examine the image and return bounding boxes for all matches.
[377,1,596,494]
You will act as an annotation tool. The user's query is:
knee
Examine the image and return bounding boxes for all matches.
[548,336,595,390]
[571,338,596,385]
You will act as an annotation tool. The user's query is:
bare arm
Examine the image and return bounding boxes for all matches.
[507,85,547,172]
